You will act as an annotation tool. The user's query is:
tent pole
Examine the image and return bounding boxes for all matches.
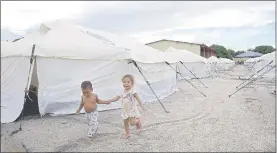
[248,60,261,71]
[11,44,36,136]
[236,60,273,89]
[229,65,275,97]
[165,62,207,97]
[132,60,170,113]
[179,61,208,88]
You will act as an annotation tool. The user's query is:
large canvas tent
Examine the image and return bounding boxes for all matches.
[252,51,276,79]
[218,58,235,70]
[207,56,234,71]
[1,21,186,123]
[165,47,211,80]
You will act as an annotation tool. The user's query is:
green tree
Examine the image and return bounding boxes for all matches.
[210,44,233,59]
[247,48,253,52]
[253,45,275,54]
[227,49,235,57]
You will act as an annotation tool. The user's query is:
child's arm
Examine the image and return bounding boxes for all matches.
[108,96,121,103]
[134,93,143,106]
[96,95,110,104]
[76,96,84,113]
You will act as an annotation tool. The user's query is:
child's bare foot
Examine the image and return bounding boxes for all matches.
[123,133,130,139]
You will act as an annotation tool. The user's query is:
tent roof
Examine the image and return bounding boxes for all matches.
[257,51,276,62]
[2,20,186,64]
[165,47,207,63]
[207,56,220,63]
[235,51,263,58]
[219,58,234,63]
[245,52,276,65]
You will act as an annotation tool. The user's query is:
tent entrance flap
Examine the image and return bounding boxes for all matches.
[16,44,40,121]
[17,57,40,120]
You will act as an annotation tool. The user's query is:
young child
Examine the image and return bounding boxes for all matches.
[108,74,144,139]
[76,81,110,138]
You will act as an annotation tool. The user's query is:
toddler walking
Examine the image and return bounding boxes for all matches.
[108,74,144,139]
[76,81,110,138]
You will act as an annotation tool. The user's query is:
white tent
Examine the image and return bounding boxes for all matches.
[218,58,235,70]
[165,47,211,80]
[1,41,33,123]
[207,56,234,71]
[252,51,276,79]
[1,21,182,123]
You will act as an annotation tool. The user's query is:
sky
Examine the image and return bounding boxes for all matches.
[1,1,275,51]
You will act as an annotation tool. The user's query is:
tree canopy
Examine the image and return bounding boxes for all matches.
[253,45,275,54]
[209,44,275,59]
[210,44,233,59]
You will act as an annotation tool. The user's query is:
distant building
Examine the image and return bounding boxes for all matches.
[234,51,263,63]
[145,39,216,58]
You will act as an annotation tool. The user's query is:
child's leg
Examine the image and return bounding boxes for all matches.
[123,119,130,138]
[136,118,142,131]
[86,112,92,136]
[129,117,136,126]
[87,110,99,137]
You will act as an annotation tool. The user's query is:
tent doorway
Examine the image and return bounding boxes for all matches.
[16,57,40,121]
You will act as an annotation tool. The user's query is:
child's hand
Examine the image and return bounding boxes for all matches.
[76,109,81,114]
[105,100,111,104]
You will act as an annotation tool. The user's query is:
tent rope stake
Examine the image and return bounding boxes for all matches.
[179,61,208,88]
[236,60,273,89]
[229,65,276,97]
[165,62,207,97]
[132,60,170,113]
[11,44,36,136]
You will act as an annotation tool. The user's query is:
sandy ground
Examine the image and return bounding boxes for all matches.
[1,65,275,152]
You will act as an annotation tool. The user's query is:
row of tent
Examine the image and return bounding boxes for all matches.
[244,51,276,79]
[1,20,235,123]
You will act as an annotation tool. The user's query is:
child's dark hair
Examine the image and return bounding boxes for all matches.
[122,74,135,85]
[81,81,93,89]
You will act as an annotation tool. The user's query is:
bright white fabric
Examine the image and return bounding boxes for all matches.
[35,57,177,116]
[207,56,235,70]
[165,47,207,63]
[5,21,179,64]
[176,62,210,80]
[1,21,182,123]
[252,52,276,79]
[1,56,30,123]
[164,47,210,79]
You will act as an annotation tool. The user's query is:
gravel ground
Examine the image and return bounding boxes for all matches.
[1,65,275,152]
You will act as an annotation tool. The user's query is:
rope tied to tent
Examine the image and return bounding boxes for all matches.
[179,61,208,88]
[131,60,170,113]
[236,60,274,89]
[229,65,276,97]
[165,62,207,97]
